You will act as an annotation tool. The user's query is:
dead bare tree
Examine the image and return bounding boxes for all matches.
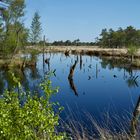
[68,56,78,96]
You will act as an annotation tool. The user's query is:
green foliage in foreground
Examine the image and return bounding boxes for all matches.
[0,74,66,140]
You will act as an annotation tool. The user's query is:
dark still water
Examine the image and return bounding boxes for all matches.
[1,53,140,134]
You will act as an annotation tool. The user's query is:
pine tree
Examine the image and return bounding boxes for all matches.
[30,12,42,45]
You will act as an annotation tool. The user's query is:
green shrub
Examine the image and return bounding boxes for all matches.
[0,74,66,140]
[127,45,138,56]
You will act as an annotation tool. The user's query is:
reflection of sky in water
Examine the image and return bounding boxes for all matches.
[0,53,140,133]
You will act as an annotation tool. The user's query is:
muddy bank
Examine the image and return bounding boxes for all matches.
[24,46,140,67]
[0,46,140,68]
[26,46,140,58]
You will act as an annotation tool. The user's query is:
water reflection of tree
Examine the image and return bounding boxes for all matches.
[80,55,82,70]
[68,56,79,96]
[100,57,140,80]
[0,62,41,93]
[29,65,40,80]
[0,68,25,91]
[126,75,139,88]
[22,54,41,91]
[101,57,129,70]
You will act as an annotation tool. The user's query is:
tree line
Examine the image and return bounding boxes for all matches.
[0,0,140,53]
[48,39,95,46]
[51,27,140,48]
[96,26,140,48]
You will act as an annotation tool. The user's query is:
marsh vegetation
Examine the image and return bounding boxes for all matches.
[0,52,140,139]
[0,0,140,139]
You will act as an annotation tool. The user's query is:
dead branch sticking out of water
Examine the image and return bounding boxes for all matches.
[68,56,79,96]
[126,75,139,88]
[80,55,82,70]
[45,58,50,71]
[64,50,70,57]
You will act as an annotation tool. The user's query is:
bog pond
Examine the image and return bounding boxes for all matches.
[0,53,140,135]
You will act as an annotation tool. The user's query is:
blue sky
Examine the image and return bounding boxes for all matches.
[25,0,140,42]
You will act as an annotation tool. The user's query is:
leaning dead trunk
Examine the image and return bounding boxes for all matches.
[68,56,78,96]
[130,96,140,138]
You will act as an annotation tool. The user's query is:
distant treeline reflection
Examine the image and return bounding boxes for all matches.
[0,53,139,96]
